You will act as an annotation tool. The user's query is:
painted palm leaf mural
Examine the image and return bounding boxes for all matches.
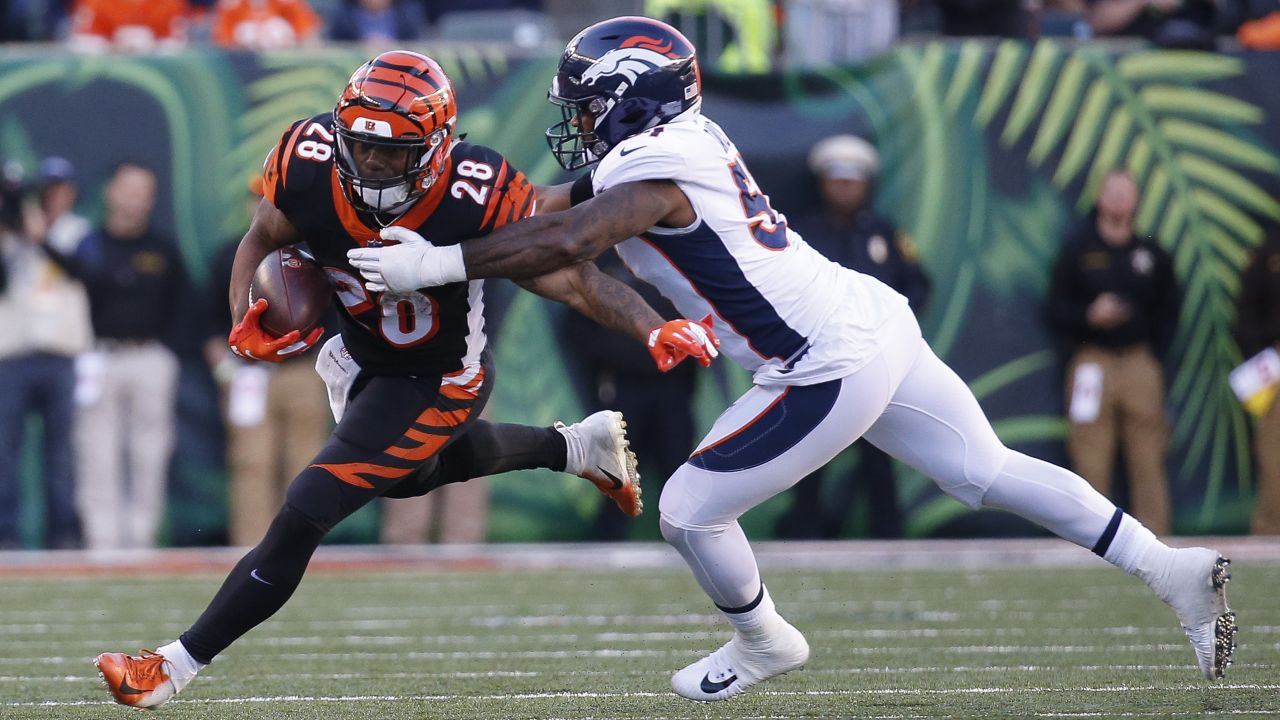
[785,42,1278,533]
[955,43,1278,531]
[1,45,1276,542]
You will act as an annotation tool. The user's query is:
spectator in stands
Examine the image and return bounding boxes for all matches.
[783,0,899,65]
[1,0,33,40]
[421,0,544,25]
[0,158,92,550]
[204,181,330,547]
[1087,0,1218,47]
[1045,170,1180,535]
[1037,0,1094,38]
[36,158,92,254]
[559,250,697,541]
[645,0,778,72]
[936,0,1029,36]
[43,161,187,550]
[1234,227,1280,535]
[327,0,427,44]
[1238,10,1280,49]
[68,0,190,53]
[212,0,320,50]
[775,135,931,539]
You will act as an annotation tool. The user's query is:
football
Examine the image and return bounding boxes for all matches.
[248,246,331,338]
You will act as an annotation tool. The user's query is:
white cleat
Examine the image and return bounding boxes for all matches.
[671,619,810,702]
[1152,547,1237,680]
[555,410,642,517]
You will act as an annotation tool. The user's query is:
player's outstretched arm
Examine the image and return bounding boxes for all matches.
[346,180,691,293]
[465,180,688,280]
[518,262,719,371]
[518,262,663,343]
[532,181,575,215]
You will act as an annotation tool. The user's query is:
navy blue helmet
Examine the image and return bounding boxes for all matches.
[546,16,701,170]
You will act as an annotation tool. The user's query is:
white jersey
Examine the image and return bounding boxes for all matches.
[592,114,910,386]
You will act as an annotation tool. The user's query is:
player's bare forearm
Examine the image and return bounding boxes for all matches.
[519,263,663,343]
[533,182,574,214]
[571,263,665,342]
[229,199,299,323]
[462,181,686,281]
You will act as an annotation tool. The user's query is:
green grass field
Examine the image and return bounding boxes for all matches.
[2,550,1278,719]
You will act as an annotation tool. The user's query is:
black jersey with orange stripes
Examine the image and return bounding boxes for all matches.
[261,113,535,377]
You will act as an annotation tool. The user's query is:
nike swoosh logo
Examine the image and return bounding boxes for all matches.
[618,146,641,156]
[250,568,274,586]
[117,677,146,695]
[596,466,624,490]
[700,671,737,694]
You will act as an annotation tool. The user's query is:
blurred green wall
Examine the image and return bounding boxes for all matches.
[5,42,1278,544]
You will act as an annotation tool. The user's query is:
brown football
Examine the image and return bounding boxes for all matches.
[248,246,331,337]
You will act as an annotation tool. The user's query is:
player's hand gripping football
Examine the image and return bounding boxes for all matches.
[228,299,322,362]
[648,317,720,372]
[346,226,467,293]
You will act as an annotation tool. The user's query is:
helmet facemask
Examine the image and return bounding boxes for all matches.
[545,16,702,172]
[546,86,613,171]
[332,51,459,218]
[334,121,448,215]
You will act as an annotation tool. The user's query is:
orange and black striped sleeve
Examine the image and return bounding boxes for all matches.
[477,160,536,235]
[260,117,321,214]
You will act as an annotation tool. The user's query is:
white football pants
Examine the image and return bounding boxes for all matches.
[659,307,1120,609]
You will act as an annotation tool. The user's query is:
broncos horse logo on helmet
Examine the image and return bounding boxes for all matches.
[546,17,701,171]
[333,50,458,216]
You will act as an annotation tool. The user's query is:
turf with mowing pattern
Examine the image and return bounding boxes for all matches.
[1,552,1277,719]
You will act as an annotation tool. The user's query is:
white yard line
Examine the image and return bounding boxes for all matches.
[8,663,1279,683]
[1,537,1277,575]
[8,640,1273,667]
[10,684,1280,708]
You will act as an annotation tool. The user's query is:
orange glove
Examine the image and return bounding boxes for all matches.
[228,299,322,362]
[648,317,720,372]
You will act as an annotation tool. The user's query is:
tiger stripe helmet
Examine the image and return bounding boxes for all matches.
[333,51,458,215]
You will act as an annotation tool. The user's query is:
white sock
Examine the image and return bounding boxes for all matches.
[156,639,206,692]
[1102,513,1175,588]
[555,423,585,475]
[723,585,781,641]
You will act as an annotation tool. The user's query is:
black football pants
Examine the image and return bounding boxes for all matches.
[180,360,565,663]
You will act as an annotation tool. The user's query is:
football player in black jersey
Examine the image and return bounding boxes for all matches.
[93,51,719,709]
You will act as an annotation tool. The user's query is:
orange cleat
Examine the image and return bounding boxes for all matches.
[94,650,178,709]
[556,411,643,517]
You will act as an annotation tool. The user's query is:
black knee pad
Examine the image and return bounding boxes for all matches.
[265,503,330,540]
[253,504,329,579]
[281,468,354,534]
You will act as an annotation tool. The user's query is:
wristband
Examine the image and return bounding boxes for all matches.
[569,172,596,207]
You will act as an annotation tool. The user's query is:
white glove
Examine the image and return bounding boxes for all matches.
[346,226,468,293]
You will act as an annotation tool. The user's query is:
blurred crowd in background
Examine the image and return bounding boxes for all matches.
[0,0,1278,56]
[1,0,1279,551]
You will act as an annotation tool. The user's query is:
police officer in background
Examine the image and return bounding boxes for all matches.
[1045,169,1180,535]
[775,134,931,539]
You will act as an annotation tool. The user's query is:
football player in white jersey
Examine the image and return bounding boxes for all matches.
[348,16,1237,700]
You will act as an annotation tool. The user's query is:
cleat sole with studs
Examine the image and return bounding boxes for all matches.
[1209,556,1237,680]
